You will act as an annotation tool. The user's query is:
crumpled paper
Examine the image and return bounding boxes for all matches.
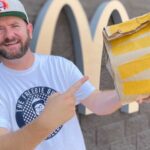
[103,12,150,104]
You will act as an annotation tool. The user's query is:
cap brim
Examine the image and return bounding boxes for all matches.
[0,11,28,23]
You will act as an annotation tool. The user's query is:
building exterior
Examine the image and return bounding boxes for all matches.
[21,0,150,149]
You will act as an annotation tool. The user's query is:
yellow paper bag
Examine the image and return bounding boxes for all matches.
[103,12,150,104]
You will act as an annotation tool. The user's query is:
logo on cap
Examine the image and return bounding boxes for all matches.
[0,0,8,12]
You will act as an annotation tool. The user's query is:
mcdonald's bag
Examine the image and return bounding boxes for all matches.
[103,12,150,104]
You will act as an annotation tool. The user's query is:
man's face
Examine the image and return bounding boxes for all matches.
[34,103,45,116]
[0,16,33,59]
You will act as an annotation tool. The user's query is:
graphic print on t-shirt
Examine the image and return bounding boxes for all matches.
[16,86,63,139]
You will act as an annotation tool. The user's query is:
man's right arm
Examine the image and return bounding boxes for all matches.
[0,93,76,150]
[0,117,54,150]
[0,76,88,150]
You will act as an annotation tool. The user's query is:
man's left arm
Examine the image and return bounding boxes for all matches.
[81,89,122,115]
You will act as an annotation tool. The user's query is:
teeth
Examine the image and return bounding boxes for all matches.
[5,41,18,46]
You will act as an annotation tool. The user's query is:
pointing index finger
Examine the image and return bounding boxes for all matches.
[66,76,89,95]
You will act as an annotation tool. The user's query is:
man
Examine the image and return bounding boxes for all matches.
[0,0,134,149]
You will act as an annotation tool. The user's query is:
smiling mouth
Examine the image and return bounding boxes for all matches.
[4,40,19,46]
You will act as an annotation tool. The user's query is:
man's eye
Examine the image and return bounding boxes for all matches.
[12,25,20,28]
[0,28,4,33]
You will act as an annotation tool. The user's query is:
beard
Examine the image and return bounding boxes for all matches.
[0,32,31,60]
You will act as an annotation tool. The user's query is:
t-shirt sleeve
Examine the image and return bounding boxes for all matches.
[0,96,11,130]
[64,59,96,105]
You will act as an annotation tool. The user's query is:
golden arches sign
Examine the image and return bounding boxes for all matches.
[31,0,137,114]
[31,0,128,88]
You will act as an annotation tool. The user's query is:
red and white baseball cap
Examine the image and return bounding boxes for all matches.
[0,0,29,23]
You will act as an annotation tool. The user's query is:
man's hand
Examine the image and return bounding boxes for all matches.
[136,95,150,104]
[39,76,89,131]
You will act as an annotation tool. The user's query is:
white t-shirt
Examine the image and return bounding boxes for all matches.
[0,53,95,150]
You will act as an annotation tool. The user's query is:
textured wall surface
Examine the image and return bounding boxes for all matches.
[20,0,150,149]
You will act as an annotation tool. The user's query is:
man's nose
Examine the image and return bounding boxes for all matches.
[4,28,15,40]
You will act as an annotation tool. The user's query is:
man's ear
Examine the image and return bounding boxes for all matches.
[27,23,33,39]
